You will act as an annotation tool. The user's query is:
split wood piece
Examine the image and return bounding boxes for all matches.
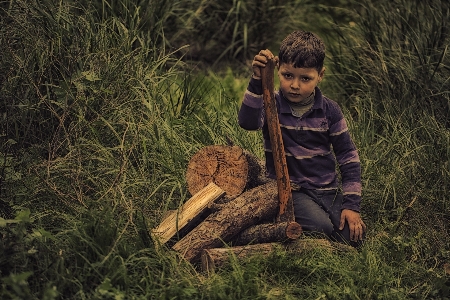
[261,58,294,222]
[156,208,214,247]
[186,145,267,201]
[172,181,279,263]
[201,238,357,273]
[151,182,225,244]
[232,221,302,246]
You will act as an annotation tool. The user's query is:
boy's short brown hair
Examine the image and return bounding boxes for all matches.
[278,30,325,72]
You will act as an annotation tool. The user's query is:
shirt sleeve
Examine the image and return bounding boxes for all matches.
[238,77,265,130]
[328,103,362,212]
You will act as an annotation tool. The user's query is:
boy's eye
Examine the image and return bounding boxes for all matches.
[283,73,293,79]
[302,77,311,81]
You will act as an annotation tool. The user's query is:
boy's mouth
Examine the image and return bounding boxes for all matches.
[289,93,302,97]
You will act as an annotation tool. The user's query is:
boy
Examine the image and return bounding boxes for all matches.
[238,30,366,245]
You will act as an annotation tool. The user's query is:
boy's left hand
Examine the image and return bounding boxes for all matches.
[339,209,366,241]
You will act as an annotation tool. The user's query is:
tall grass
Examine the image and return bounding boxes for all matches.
[327,0,450,266]
[329,0,450,123]
[0,1,264,298]
[0,0,170,297]
[1,0,450,299]
[164,0,315,68]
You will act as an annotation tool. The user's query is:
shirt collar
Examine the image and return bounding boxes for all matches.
[278,87,324,114]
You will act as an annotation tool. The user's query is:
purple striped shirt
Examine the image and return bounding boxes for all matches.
[238,78,362,212]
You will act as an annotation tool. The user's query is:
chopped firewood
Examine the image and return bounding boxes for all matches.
[172,181,279,263]
[201,238,357,273]
[201,243,279,273]
[232,221,302,246]
[152,182,225,244]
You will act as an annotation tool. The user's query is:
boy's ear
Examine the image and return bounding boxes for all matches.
[275,56,279,69]
[318,67,325,82]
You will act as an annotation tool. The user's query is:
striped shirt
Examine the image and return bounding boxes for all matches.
[238,78,362,212]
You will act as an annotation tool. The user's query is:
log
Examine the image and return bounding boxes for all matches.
[185,145,267,201]
[261,58,294,222]
[242,149,272,190]
[152,182,225,244]
[232,221,302,246]
[201,243,279,273]
[172,181,279,262]
[201,238,357,272]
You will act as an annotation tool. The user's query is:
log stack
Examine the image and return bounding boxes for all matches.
[152,145,355,272]
[151,146,298,267]
[172,180,282,262]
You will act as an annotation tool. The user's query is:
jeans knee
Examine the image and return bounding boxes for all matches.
[316,220,334,236]
[303,219,334,237]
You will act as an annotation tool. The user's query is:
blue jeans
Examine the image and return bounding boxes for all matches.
[292,188,362,247]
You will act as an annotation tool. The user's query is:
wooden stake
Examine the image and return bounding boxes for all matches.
[261,58,294,222]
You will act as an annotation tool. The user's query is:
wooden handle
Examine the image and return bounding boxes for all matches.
[261,58,294,222]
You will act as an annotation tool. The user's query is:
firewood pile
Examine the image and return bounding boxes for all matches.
[152,145,354,273]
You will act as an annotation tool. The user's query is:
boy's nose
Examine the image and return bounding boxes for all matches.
[290,80,300,89]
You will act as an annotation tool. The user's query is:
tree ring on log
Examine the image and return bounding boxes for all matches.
[186,145,249,198]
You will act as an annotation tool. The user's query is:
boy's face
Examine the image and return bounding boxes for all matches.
[277,62,325,103]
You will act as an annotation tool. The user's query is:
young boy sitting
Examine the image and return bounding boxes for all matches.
[238,30,366,245]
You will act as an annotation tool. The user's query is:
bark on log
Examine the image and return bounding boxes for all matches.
[172,181,279,263]
[201,239,357,272]
[232,222,302,246]
[152,182,225,244]
[185,145,267,201]
[201,243,279,273]
[242,149,271,190]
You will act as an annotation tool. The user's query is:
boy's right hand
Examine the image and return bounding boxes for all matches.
[252,49,276,80]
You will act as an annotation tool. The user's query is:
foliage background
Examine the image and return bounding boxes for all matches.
[1,0,449,299]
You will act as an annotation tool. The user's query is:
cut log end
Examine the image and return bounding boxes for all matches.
[186,145,269,202]
[285,221,302,239]
[186,145,248,198]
